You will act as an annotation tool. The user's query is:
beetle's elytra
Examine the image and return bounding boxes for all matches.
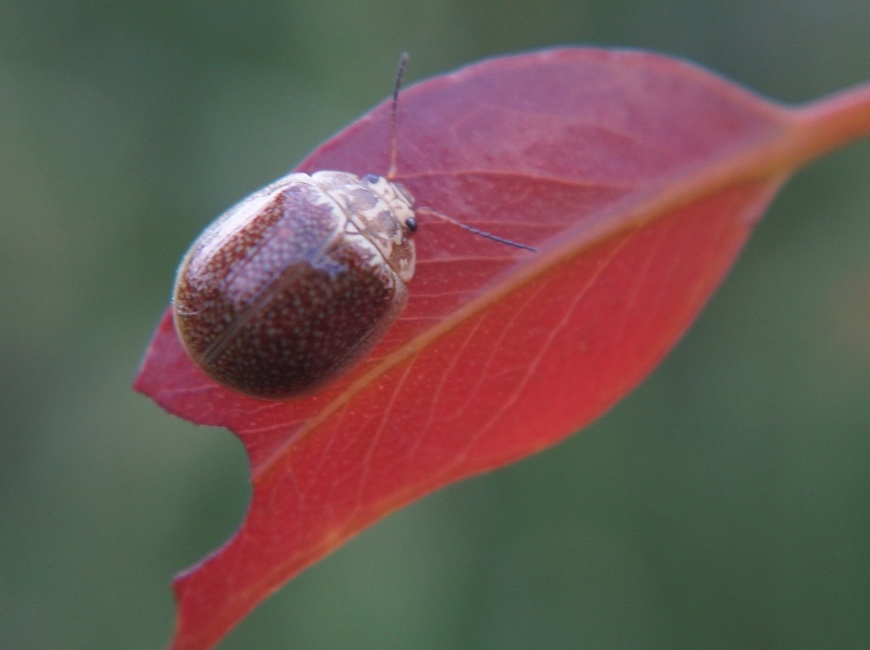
[173,170,418,399]
[172,54,534,400]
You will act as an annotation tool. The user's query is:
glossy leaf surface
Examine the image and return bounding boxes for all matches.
[135,48,870,649]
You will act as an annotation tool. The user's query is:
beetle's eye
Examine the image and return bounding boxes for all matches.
[405,216,418,234]
[363,173,380,184]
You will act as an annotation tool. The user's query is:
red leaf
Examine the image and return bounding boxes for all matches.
[134,48,870,649]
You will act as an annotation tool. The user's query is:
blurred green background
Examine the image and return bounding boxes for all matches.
[1,1,868,648]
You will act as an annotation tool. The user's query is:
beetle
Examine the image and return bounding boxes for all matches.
[172,54,534,399]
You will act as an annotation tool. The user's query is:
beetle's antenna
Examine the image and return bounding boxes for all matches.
[388,52,409,179]
[417,207,538,252]
[387,53,537,254]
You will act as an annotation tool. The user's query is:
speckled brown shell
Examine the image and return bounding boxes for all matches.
[173,171,417,399]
